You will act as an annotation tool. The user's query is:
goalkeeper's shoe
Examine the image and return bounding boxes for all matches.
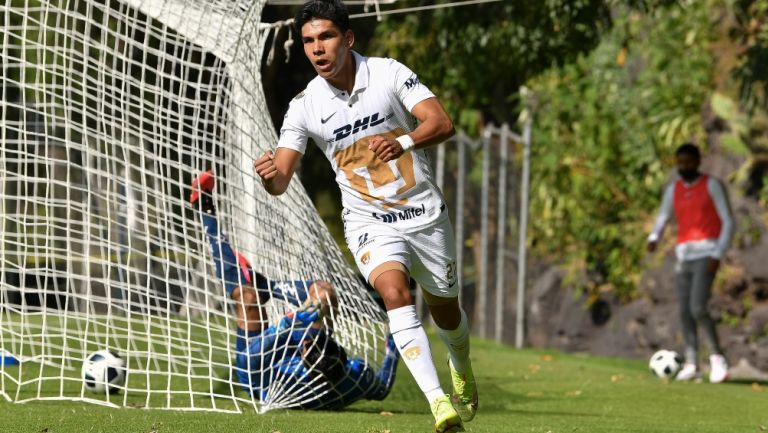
[448,358,478,422]
[189,170,216,214]
[430,394,464,433]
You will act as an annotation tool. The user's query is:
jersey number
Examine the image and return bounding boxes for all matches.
[334,128,416,208]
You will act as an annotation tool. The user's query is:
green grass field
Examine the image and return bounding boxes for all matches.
[2,332,766,433]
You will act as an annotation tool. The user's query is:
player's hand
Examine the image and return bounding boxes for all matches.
[254,151,277,182]
[708,258,720,274]
[277,300,322,330]
[309,280,333,298]
[368,135,403,162]
[647,241,657,253]
[294,299,323,325]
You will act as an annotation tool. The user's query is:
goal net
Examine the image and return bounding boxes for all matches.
[0,0,389,413]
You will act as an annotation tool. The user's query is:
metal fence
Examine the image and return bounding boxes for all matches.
[419,114,532,347]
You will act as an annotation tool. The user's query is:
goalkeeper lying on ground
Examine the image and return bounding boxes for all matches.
[189,170,398,409]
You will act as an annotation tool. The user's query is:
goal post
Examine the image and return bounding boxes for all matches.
[0,0,389,413]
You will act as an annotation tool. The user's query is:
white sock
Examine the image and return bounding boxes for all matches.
[437,308,471,374]
[388,305,444,402]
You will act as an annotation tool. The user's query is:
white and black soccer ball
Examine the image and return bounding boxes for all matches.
[649,349,682,379]
[82,350,126,394]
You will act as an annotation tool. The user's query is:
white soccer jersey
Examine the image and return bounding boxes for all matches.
[278,51,447,231]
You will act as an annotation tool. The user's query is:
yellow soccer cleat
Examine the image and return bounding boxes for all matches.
[448,358,478,422]
[430,394,465,433]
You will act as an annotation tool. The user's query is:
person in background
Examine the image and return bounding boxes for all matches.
[647,143,735,383]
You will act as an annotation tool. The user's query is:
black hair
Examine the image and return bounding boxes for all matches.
[303,331,348,384]
[295,0,350,34]
[675,143,701,159]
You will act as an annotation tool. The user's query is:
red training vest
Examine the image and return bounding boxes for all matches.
[673,175,722,244]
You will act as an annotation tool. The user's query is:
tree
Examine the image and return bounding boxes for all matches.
[368,1,612,130]
[526,2,716,297]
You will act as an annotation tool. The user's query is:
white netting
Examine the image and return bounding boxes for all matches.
[0,0,388,413]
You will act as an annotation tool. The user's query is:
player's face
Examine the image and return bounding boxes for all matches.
[300,19,353,81]
[676,153,700,180]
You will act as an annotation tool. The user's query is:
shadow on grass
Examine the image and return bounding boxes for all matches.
[343,381,529,415]
[507,408,603,418]
[341,406,413,415]
[723,378,768,386]
[344,402,604,421]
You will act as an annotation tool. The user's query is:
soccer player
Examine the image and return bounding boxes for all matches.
[253,2,476,431]
[236,299,400,409]
[190,170,331,339]
[647,143,734,383]
[189,170,398,408]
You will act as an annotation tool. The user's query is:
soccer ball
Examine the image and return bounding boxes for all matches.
[649,349,682,379]
[82,350,126,394]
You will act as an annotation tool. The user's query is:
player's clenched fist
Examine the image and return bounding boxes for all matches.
[254,150,277,181]
[368,135,404,163]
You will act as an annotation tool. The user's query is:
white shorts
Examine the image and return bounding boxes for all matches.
[343,215,458,298]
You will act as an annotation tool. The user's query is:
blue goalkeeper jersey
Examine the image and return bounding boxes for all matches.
[235,325,398,409]
[200,211,398,409]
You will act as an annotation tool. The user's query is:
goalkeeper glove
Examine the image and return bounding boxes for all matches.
[278,299,323,330]
[294,299,323,325]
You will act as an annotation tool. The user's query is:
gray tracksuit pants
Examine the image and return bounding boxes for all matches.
[676,257,723,363]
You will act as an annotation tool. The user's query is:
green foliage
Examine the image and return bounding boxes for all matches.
[526,3,716,297]
[711,92,751,155]
[368,0,612,130]
[727,0,768,208]
[732,0,768,111]
[720,311,744,327]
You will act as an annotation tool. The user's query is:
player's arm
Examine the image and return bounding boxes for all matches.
[647,183,674,253]
[254,147,303,196]
[248,324,284,353]
[406,97,455,148]
[255,94,308,195]
[369,97,454,163]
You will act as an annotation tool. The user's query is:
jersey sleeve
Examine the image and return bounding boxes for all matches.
[390,59,436,112]
[648,183,674,243]
[277,96,309,154]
